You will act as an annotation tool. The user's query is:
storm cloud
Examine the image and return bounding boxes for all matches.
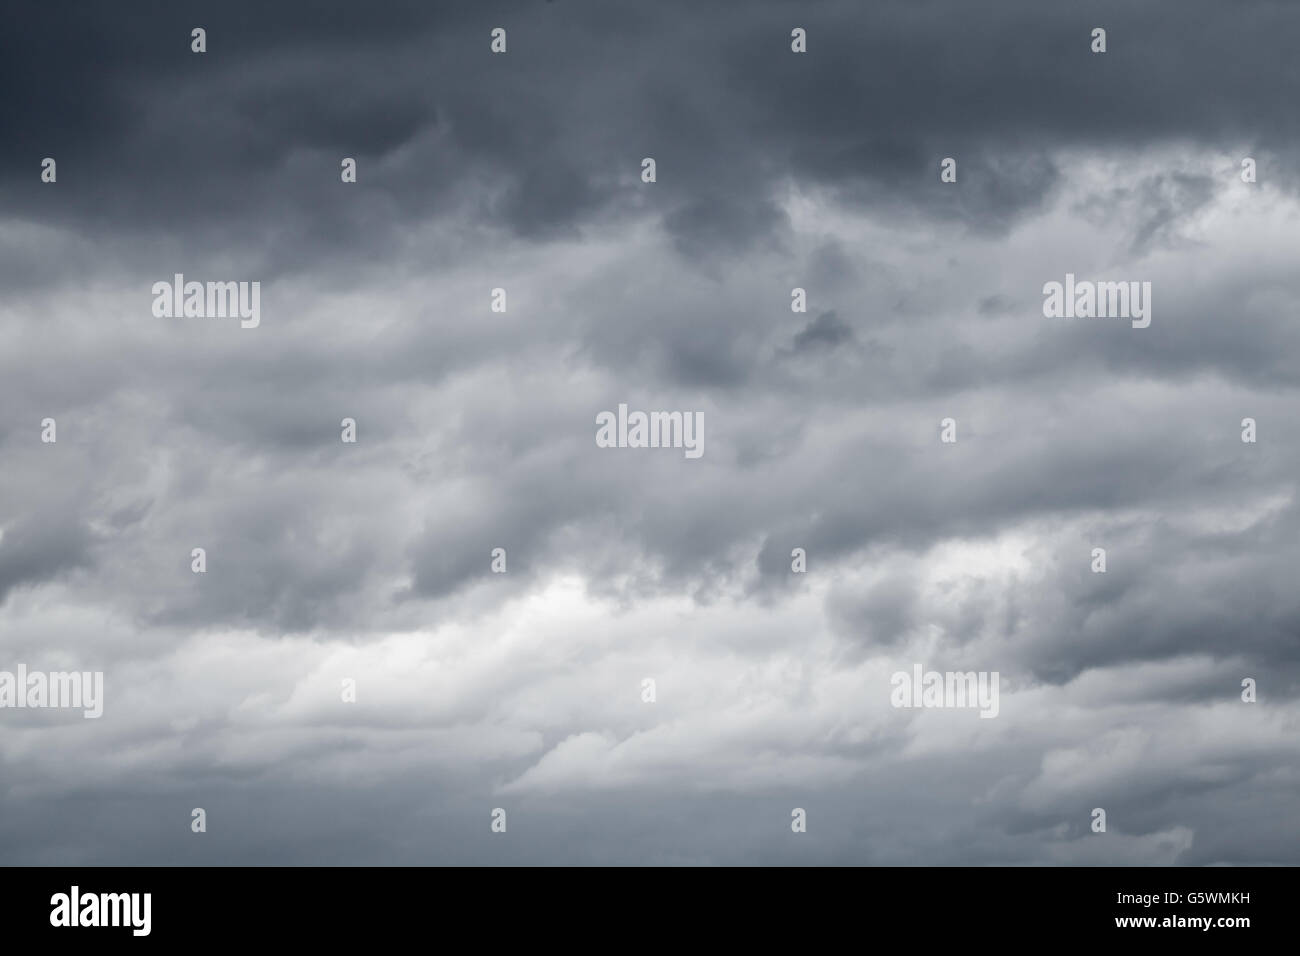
[1,0,1297,865]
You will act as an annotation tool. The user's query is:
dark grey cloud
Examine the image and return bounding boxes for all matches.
[0,0,1297,867]
[6,0,1298,280]
[0,511,95,606]
[788,310,854,353]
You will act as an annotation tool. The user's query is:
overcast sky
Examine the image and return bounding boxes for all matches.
[2,0,1298,865]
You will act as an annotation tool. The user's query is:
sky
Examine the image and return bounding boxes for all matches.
[1,0,1298,865]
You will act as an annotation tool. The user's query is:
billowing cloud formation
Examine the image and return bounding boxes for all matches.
[1,0,1298,864]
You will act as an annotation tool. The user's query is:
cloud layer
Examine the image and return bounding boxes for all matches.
[1,0,1298,864]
